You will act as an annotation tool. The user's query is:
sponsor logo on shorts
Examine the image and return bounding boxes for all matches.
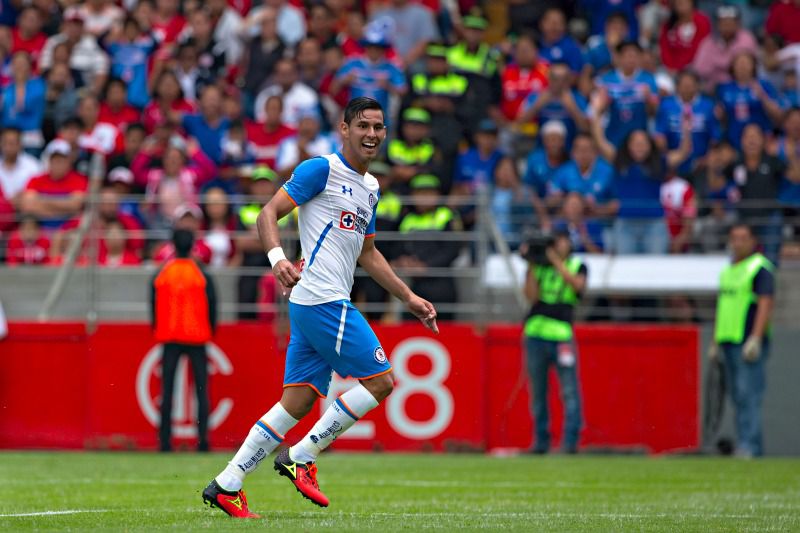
[374,346,387,363]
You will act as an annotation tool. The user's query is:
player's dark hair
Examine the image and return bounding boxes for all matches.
[343,97,384,125]
[172,228,194,258]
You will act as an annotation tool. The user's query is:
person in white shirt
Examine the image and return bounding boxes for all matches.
[201,97,438,518]
[254,58,319,126]
[0,128,43,204]
[275,109,337,177]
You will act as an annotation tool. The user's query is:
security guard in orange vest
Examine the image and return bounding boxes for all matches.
[150,228,218,452]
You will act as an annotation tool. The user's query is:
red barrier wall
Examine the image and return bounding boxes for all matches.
[0,322,699,453]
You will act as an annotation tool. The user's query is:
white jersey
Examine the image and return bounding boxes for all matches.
[281,152,379,305]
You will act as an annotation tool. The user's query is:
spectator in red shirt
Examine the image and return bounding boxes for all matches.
[659,0,711,72]
[98,219,142,267]
[98,77,142,131]
[151,0,187,55]
[766,0,800,45]
[660,173,697,252]
[5,215,50,265]
[10,6,48,70]
[142,70,196,133]
[245,94,295,169]
[20,139,88,229]
[152,203,212,264]
[499,32,549,124]
[77,92,125,156]
[107,123,147,176]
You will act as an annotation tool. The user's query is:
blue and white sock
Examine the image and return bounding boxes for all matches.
[215,402,298,492]
[290,384,379,464]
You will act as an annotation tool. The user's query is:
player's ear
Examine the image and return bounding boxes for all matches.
[339,120,349,139]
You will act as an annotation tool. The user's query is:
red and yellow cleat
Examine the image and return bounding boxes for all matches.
[273,448,330,507]
[202,479,260,518]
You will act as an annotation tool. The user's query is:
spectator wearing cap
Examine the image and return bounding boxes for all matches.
[77,92,125,156]
[499,32,549,125]
[369,0,440,67]
[522,120,569,210]
[594,40,659,147]
[180,84,231,165]
[691,5,757,93]
[234,165,285,319]
[107,165,146,226]
[152,203,213,264]
[0,127,43,207]
[716,52,784,150]
[658,0,711,72]
[352,160,403,320]
[19,139,88,229]
[654,69,721,175]
[550,132,616,218]
[451,118,504,228]
[103,17,158,110]
[396,173,462,321]
[245,95,296,170]
[387,107,438,191]
[253,58,320,127]
[518,61,589,150]
[10,6,47,70]
[538,7,584,74]
[332,27,407,117]
[239,6,285,116]
[1,52,46,155]
[766,0,800,45]
[134,135,216,233]
[39,6,110,94]
[275,108,337,177]
[407,43,469,170]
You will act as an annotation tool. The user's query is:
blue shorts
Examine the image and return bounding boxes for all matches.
[284,300,391,397]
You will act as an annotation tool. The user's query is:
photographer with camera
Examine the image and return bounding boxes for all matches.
[521,230,587,454]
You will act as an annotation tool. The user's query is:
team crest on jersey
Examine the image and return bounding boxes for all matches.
[374,346,387,363]
[368,193,376,208]
[339,211,356,230]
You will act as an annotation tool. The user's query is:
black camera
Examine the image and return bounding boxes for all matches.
[521,231,554,264]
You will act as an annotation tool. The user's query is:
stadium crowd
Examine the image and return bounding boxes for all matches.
[0,0,798,313]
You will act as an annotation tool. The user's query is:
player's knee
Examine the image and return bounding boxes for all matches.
[362,373,394,402]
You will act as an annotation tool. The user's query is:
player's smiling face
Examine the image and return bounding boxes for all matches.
[342,110,386,163]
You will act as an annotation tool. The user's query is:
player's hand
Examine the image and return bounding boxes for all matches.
[743,335,761,362]
[273,259,301,289]
[407,294,439,334]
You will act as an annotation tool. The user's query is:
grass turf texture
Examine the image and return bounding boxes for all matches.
[0,452,798,531]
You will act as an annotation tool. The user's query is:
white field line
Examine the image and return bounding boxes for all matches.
[0,509,109,518]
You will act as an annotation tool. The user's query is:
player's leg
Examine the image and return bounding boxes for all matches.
[159,343,182,452]
[187,344,210,451]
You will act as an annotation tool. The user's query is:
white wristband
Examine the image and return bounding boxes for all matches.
[267,247,287,267]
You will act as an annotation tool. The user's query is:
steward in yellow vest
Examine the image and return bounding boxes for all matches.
[396,174,462,320]
[521,231,586,454]
[388,107,438,192]
[709,223,775,457]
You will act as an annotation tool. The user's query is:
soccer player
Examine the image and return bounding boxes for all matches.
[201,97,439,518]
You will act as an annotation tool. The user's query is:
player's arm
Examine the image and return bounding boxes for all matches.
[257,190,300,289]
[359,237,439,334]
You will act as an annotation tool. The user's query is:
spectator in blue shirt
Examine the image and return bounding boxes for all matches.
[774,108,800,207]
[331,27,406,118]
[181,84,230,165]
[551,133,616,216]
[655,69,721,175]
[591,110,693,254]
[538,7,584,74]
[518,61,589,150]
[451,118,504,227]
[103,16,156,109]
[552,192,604,253]
[780,70,799,109]
[594,40,659,146]
[582,11,630,85]
[522,120,569,203]
[580,0,645,42]
[716,52,783,149]
[1,51,46,155]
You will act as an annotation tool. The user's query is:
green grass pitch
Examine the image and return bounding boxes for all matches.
[0,452,798,531]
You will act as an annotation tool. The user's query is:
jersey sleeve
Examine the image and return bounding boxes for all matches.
[281,156,330,206]
[365,191,380,238]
